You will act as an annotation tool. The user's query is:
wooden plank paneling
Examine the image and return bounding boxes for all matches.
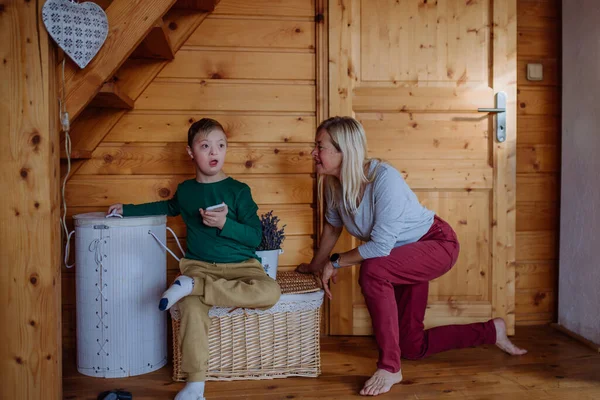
[518,87,560,116]
[174,0,220,11]
[278,235,314,267]
[66,175,314,206]
[163,8,212,50]
[516,262,557,325]
[212,0,315,17]
[517,0,559,20]
[1,2,62,397]
[187,18,315,49]
[65,11,211,157]
[136,81,315,112]
[517,12,559,30]
[358,112,489,161]
[256,205,315,237]
[516,262,557,290]
[517,145,558,173]
[159,50,315,80]
[515,289,556,315]
[78,143,314,175]
[66,108,127,155]
[516,174,558,202]
[217,145,315,174]
[359,0,492,85]
[491,0,518,335]
[388,160,493,190]
[130,19,175,60]
[516,231,558,261]
[517,28,559,58]
[61,305,77,358]
[518,115,560,145]
[515,0,561,326]
[61,272,76,308]
[114,59,169,98]
[316,0,328,336]
[64,0,177,120]
[89,82,135,109]
[327,0,359,336]
[516,312,555,325]
[62,0,319,356]
[105,113,315,143]
[353,87,495,112]
[516,202,558,231]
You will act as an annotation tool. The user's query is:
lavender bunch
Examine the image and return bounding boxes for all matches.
[257,210,286,251]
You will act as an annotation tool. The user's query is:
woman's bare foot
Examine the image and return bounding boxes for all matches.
[493,318,527,355]
[360,369,403,396]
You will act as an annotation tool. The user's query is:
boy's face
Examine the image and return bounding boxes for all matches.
[186,129,227,176]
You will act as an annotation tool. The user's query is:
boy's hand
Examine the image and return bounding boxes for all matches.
[200,204,229,230]
[107,203,123,215]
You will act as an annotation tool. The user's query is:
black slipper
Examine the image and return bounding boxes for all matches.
[97,391,118,400]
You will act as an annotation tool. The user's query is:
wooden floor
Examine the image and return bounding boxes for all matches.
[63,326,600,399]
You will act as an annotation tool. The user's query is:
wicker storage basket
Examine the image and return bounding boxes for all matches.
[170,272,323,381]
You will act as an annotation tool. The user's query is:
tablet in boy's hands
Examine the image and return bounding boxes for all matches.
[206,203,226,212]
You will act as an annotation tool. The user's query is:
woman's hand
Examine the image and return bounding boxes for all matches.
[320,261,338,300]
[107,203,123,215]
[296,262,320,274]
[200,204,229,229]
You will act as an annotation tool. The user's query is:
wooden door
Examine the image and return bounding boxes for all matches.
[328,0,517,335]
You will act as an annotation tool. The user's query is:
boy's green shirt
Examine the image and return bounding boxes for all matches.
[123,177,262,263]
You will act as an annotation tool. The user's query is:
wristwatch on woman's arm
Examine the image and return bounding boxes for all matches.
[330,253,342,269]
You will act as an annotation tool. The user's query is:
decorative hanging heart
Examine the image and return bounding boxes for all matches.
[42,0,109,69]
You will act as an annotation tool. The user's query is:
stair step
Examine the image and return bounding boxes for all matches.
[131,19,175,60]
[89,82,134,110]
[174,0,220,11]
[61,149,92,161]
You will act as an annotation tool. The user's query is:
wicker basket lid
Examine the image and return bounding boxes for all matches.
[276,271,321,294]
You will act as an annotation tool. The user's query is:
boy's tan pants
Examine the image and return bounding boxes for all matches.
[177,257,281,381]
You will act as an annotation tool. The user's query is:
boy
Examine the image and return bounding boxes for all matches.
[108,118,281,400]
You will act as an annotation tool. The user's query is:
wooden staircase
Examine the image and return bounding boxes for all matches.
[60,0,220,162]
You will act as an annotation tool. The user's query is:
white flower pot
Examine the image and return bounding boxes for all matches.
[256,249,284,280]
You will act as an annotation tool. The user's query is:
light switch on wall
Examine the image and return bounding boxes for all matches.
[527,63,544,81]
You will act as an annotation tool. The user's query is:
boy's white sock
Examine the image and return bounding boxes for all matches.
[159,275,194,311]
[174,381,205,400]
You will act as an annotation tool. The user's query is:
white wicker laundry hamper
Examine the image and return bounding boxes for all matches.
[73,212,168,378]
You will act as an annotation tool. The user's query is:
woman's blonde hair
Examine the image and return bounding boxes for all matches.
[317,116,378,215]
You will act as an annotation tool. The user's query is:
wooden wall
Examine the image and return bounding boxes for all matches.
[1,2,62,398]
[62,0,319,357]
[515,0,561,326]
[61,0,561,357]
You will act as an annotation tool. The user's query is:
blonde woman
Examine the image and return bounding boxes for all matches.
[297,116,526,397]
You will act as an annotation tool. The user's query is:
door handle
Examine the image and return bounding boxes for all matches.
[478,91,507,143]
